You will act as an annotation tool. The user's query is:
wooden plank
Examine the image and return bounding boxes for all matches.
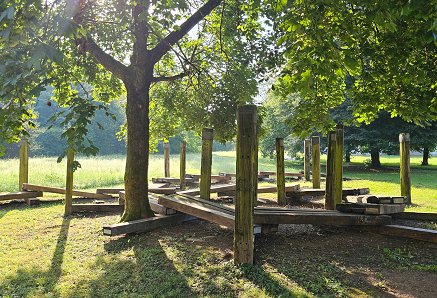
[0,191,43,201]
[26,198,40,206]
[103,214,195,236]
[22,183,114,200]
[152,177,195,184]
[369,225,437,244]
[311,136,321,188]
[254,211,391,226]
[276,138,286,206]
[72,204,124,213]
[187,174,231,183]
[178,184,236,196]
[392,212,437,221]
[96,188,124,194]
[158,194,235,227]
[365,204,405,215]
[287,188,369,198]
[119,192,177,215]
[258,171,304,178]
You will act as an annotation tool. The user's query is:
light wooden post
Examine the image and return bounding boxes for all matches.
[180,141,187,190]
[333,125,344,207]
[200,128,213,200]
[304,138,311,181]
[400,133,412,205]
[234,105,257,265]
[325,131,336,210]
[253,126,259,207]
[164,141,170,178]
[19,138,29,191]
[64,148,74,216]
[276,138,286,206]
[311,136,321,188]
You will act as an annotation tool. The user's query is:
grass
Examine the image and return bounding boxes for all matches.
[1,152,435,212]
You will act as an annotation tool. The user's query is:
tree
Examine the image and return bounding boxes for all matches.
[1,0,259,221]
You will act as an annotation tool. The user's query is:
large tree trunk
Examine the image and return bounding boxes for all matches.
[121,75,154,221]
[370,148,381,168]
[422,147,430,166]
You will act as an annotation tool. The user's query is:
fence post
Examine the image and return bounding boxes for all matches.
[234,105,257,265]
[333,125,344,207]
[399,133,412,205]
[180,141,187,190]
[19,138,29,191]
[64,148,74,216]
[200,128,213,200]
[304,138,311,181]
[164,141,170,178]
[325,131,336,210]
[276,138,286,206]
[311,136,321,188]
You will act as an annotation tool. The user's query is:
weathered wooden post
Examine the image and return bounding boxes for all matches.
[304,138,311,181]
[19,138,29,191]
[164,141,170,178]
[276,138,286,206]
[64,148,74,216]
[180,141,187,190]
[253,126,259,207]
[325,131,336,210]
[234,105,257,265]
[200,128,213,200]
[399,133,412,205]
[333,125,344,207]
[311,136,321,188]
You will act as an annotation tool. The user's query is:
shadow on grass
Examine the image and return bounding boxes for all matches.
[64,235,197,297]
[0,216,71,297]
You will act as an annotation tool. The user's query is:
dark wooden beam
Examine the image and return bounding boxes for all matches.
[369,224,437,244]
[0,191,43,201]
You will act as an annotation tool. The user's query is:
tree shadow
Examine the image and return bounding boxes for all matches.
[0,216,71,297]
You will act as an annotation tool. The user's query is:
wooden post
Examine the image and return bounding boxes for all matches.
[19,138,29,191]
[311,136,321,188]
[180,141,187,190]
[304,138,311,181]
[253,125,259,207]
[234,105,257,265]
[64,148,74,216]
[164,141,170,178]
[276,138,286,206]
[325,131,336,210]
[400,133,412,205]
[200,128,213,200]
[333,125,344,207]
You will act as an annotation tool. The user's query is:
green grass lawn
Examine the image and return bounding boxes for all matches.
[1,152,436,212]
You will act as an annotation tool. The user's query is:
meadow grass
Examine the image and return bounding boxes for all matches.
[0,152,436,212]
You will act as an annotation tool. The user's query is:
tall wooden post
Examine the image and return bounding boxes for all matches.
[253,126,259,206]
[234,105,257,265]
[276,138,286,206]
[400,133,412,205]
[64,148,74,216]
[325,131,336,210]
[19,138,29,191]
[180,141,187,190]
[164,141,170,178]
[304,138,311,181]
[200,128,213,200]
[333,125,344,207]
[311,136,321,188]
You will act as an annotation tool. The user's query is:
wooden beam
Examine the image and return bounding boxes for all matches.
[399,133,412,204]
[180,141,187,190]
[276,138,286,206]
[234,104,257,265]
[119,192,177,215]
[304,138,311,181]
[311,136,321,188]
[164,141,170,178]
[392,212,437,221]
[336,203,405,215]
[325,131,336,210]
[22,183,113,200]
[258,171,304,178]
[369,225,437,244]
[152,177,195,184]
[287,188,369,199]
[96,188,124,194]
[65,148,74,216]
[72,204,123,213]
[333,125,344,208]
[200,128,214,200]
[103,214,195,236]
[0,191,43,201]
[19,139,29,191]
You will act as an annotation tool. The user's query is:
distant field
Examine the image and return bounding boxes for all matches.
[0,152,436,212]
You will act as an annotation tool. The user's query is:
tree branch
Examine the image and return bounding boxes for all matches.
[150,0,222,64]
[152,72,189,83]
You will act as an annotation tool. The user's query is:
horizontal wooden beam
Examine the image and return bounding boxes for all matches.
[0,191,43,201]
[118,193,176,215]
[369,224,437,243]
[391,212,437,221]
[152,177,195,184]
[22,183,113,200]
[72,204,123,213]
[286,187,369,198]
[103,214,195,236]
[259,171,304,177]
[337,203,405,215]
